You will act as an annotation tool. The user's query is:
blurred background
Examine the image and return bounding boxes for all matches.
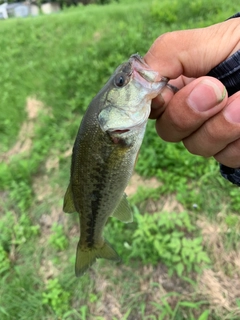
[0,0,240,319]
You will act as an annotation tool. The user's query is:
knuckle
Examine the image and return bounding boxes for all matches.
[154,31,182,52]
[202,121,220,145]
[158,31,182,43]
[183,123,219,157]
[215,139,240,168]
[167,107,193,134]
[183,139,204,156]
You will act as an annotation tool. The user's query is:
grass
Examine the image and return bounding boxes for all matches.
[0,0,240,319]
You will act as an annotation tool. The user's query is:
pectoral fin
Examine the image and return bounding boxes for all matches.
[63,184,76,213]
[112,193,133,223]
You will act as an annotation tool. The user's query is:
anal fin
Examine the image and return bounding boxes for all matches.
[112,193,133,223]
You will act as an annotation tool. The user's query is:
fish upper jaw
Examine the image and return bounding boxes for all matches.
[132,69,168,96]
[130,53,169,93]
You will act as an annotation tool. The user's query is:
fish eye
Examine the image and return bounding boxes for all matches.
[114,74,126,87]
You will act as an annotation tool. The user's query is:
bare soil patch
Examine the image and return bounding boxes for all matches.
[197,217,240,316]
[0,98,47,162]
[125,173,161,196]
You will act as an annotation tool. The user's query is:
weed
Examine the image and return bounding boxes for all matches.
[0,210,39,251]
[79,305,88,320]
[12,213,40,246]
[225,214,239,228]
[150,0,239,26]
[0,245,10,275]
[130,210,211,276]
[229,187,240,212]
[42,278,70,317]
[9,181,33,213]
[48,223,69,251]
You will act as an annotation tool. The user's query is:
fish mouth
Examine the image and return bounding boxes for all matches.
[130,54,169,90]
[108,129,130,135]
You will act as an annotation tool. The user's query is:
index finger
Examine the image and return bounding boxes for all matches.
[144,18,240,79]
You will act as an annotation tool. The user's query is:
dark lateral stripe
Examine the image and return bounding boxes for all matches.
[85,167,107,248]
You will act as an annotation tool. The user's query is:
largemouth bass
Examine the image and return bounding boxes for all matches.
[63,54,168,277]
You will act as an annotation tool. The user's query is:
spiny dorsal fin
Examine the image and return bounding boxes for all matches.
[112,193,133,223]
[75,240,120,277]
[63,184,76,213]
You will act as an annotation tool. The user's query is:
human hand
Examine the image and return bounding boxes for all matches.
[144,18,240,168]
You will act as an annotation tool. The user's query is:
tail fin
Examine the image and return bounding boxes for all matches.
[75,241,120,277]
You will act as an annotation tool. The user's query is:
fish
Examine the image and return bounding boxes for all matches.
[63,53,169,277]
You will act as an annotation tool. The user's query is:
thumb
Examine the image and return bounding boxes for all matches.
[144,18,240,79]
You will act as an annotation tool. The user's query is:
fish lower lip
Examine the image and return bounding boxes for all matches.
[109,129,130,134]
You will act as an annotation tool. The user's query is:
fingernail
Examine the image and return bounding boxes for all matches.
[187,79,226,112]
[224,98,240,123]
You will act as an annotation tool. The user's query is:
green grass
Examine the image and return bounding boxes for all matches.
[0,0,240,319]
